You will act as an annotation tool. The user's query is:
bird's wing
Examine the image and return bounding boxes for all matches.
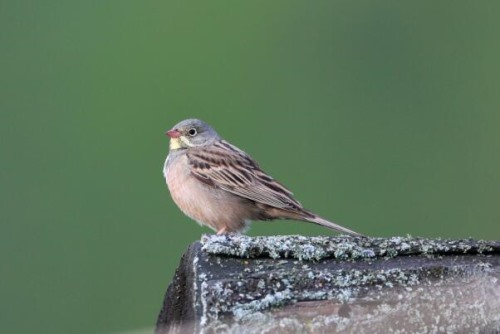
[187,140,302,210]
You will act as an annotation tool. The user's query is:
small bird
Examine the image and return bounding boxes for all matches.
[163,119,363,237]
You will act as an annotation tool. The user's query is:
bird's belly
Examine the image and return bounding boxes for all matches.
[165,155,250,232]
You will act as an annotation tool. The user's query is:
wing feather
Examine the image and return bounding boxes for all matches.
[187,140,302,210]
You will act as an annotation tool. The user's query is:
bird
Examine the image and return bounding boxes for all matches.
[163,118,363,237]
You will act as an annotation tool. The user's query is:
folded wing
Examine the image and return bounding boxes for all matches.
[187,140,302,211]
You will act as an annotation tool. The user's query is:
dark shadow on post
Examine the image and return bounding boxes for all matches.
[156,235,500,334]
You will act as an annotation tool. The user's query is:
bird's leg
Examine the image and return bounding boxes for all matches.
[216,227,228,235]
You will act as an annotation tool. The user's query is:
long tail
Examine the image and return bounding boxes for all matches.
[262,206,365,237]
[304,212,365,237]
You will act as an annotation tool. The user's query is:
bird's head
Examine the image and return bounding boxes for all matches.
[166,119,220,150]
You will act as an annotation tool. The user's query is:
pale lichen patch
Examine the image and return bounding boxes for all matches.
[179,235,500,333]
[201,234,499,261]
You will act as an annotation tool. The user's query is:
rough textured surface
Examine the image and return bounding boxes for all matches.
[202,234,500,261]
[156,235,500,334]
[156,244,199,333]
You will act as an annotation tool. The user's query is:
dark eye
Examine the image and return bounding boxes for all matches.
[187,128,197,136]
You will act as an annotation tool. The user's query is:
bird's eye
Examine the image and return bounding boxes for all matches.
[187,128,197,136]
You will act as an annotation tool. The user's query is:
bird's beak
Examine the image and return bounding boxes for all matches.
[166,129,181,138]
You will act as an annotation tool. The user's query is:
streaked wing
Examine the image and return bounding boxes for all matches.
[186,140,302,210]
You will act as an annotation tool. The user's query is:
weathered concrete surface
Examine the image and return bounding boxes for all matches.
[156,235,500,334]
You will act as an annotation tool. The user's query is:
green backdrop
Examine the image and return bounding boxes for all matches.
[1,1,499,333]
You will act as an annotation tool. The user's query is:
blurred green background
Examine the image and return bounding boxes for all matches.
[1,1,499,333]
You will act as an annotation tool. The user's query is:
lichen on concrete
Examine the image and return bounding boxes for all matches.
[197,262,497,327]
[201,234,500,261]
[199,272,500,334]
[156,235,500,334]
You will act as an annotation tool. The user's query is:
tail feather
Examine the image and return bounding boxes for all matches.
[260,205,365,237]
[305,214,364,237]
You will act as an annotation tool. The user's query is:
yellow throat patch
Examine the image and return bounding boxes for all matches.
[169,136,194,150]
[169,138,182,150]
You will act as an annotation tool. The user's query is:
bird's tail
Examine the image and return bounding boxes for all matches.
[263,206,365,237]
[303,212,364,237]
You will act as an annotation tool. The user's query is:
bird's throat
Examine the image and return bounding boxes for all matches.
[170,136,195,150]
[170,138,183,150]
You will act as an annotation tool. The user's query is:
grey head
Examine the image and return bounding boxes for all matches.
[166,118,221,150]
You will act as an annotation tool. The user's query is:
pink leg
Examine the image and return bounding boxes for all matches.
[217,227,228,235]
